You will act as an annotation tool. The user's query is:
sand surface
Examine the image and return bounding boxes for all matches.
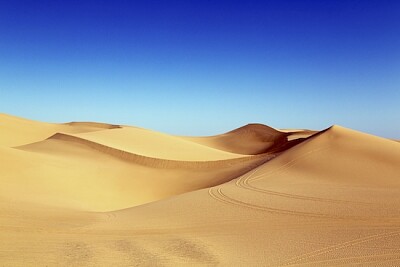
[1,113,400,266]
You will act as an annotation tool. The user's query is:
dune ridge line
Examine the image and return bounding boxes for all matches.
[62,122,122,129]
[48,132,275,169]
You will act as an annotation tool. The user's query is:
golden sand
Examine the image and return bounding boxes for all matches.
[1,113,399,266]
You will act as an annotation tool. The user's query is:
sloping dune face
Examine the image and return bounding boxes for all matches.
[1,114,400,266]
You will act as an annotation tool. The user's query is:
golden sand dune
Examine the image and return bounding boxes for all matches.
[6,137,270,211]
[1,114,400,266]
[183,123,308,155]
[71,126,246,161]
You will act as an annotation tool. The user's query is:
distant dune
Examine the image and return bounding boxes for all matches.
[184,123,288,154]
[1,113,400,266]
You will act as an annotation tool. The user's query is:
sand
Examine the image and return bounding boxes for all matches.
[1,113,400,266]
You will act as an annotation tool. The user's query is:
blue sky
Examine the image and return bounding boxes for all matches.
[0,0,399,137]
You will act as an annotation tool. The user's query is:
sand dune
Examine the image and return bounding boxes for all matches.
[7,139,271,211]
[1,114,274,211]
[0,113,120,147]
[183,123,309,155]
[1,114,400,266]
[19,132,267,168]
[71,126,246,161]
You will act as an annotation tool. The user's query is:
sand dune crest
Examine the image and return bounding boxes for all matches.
[19,132,273,169]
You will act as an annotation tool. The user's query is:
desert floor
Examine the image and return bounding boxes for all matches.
[1,113,400,266]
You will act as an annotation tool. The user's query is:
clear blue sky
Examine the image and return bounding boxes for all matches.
[1,0,399,137]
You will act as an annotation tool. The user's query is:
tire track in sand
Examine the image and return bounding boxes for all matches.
[235,146,370,205]
[281,229,400,266]
[207,187,366,220]
[282,253,400,266]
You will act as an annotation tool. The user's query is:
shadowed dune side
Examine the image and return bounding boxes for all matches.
[183,123,296,155]
[63,121,121,129]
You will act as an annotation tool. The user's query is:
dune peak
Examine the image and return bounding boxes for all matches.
[228,123,281,135]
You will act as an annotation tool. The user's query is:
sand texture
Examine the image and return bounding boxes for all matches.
[1,113,400,266]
